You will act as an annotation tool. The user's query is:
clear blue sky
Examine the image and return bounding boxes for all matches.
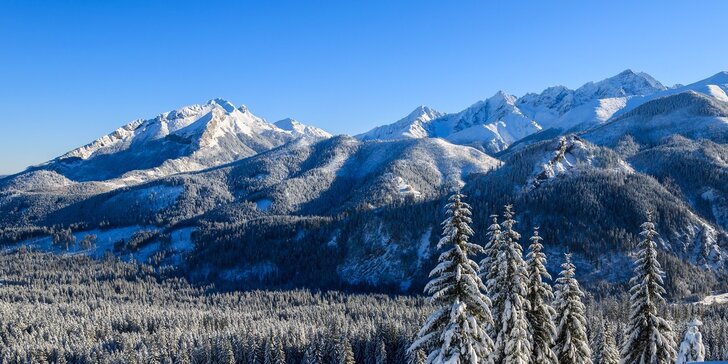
[1,0,727,175]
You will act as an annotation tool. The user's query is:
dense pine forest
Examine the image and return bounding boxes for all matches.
[1,197,727,363]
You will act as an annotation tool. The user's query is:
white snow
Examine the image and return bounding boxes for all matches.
[356,105,444,141]
[393,176,421,198]
[416,228,432,268]
[695,292,728,305]
[357,70,728,152]
[33,98,332,191]
[274,118,332,139]
[6,225,158,258]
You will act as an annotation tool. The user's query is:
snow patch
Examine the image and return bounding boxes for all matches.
[7,226,159,258]
[416,228,432,268]
[695,292,728,305]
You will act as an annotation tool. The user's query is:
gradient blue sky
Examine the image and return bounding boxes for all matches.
[1,0,727,175]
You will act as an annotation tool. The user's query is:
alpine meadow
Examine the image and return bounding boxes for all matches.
[2,1,728,363]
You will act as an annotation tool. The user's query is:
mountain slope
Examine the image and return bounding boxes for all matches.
[583,91,728,147]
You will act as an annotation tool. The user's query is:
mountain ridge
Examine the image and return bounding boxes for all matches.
[358,69,726,153]
[1,70,727,298]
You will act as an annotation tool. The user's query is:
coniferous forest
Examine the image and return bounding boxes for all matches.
[1,195,727,363]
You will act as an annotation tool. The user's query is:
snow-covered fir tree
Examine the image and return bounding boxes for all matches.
[337,338,356,364]
[303,340,324,364]
[264,336,285,364]
[620,212,676,364]
[409,192,494,364]
[594,322,620,364]
[481,214,503,338]
[525,228,558,364]
[553,253,592,364]
[375,339,387,364]
[407,349,426,364]
[488,205,531,364]
[676,319,705,364]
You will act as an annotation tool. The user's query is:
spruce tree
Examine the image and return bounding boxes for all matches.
[553,253,592,364]
[676,319,705,364]
[375,339,387,364]
[303,340,324,364]
[409,192,494,364]
[481,214,502,338]
[246,336,261,364]
[264,336,285,364]
[407,349,426,364]
[525,228,558,364]
[332,336,356,364]
[620,213,676,364]
[489,205,531,364]
[594,322,619,364]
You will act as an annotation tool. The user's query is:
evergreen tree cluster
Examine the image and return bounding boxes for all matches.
[0,196,727,363]
[410,194,715,364]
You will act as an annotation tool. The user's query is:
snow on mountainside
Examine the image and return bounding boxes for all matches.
[583,91,728,147]
[439,91,542,152]
[357,106,444,140]
[358,93,542,154]
[11,99,330,189]
[697,292,728,305]
[357,70,728,155]
[357,69,671,152]
[274,118,332,139]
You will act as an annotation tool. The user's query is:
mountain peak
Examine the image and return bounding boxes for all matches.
[574,69,666,103]
[274,118,332,140]
[274,118,300,130]
[356,106,443,141]
[607,69,665,91]
[703,71,728,85]
[616,68,637,76]
[489,90,517,105]
[406,105,442,121]
[206,98,236,113]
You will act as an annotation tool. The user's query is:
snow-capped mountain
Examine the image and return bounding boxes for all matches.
[357,93,542,153]
[274,118,332,139]
[357,70,696,153]
[357,106,444,140]
[439,91,542,152]
[516,69,667,131]
[13,99,330,189]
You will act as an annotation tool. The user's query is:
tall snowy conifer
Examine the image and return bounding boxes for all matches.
[481,214,502,338]
[620,212,676,364]
[489,205,531,364]
[553,253,592,364]
[594,322,620,364]
[675,319,705,364]
[303,340,324,364]
[409,192,494,364]
[525,228,558,364]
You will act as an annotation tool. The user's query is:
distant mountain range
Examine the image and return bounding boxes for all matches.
[1,70,727,298]
[358,69,727,153]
